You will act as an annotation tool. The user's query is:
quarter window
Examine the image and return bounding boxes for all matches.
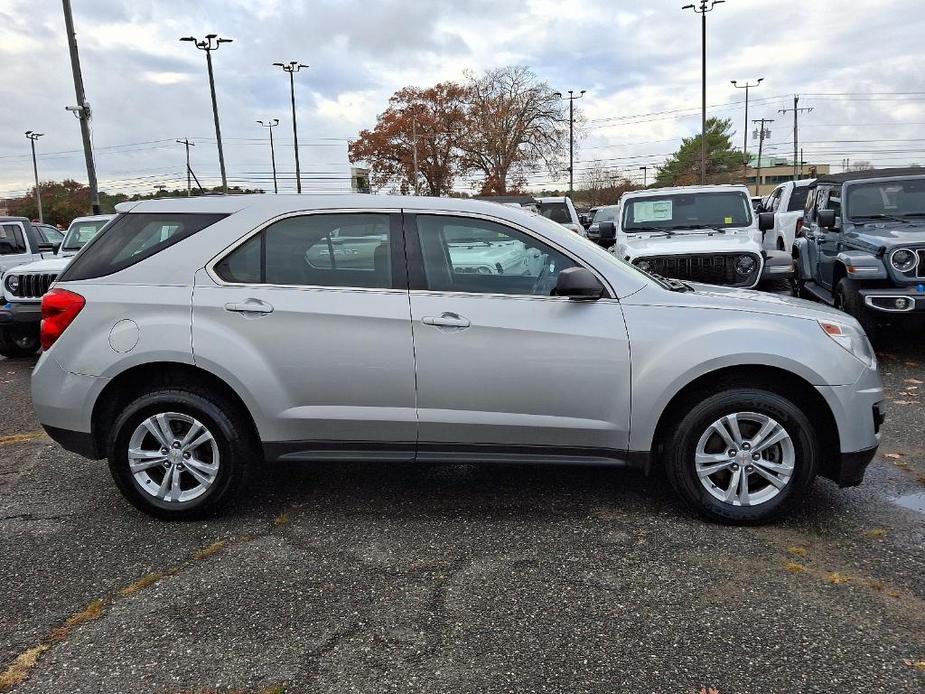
[415,215,577,296]
[215,213,393,289]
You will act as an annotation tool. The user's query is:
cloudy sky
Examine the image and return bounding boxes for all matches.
[1,0,924,198]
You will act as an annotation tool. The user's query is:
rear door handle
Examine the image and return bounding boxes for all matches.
[422,312,470,329]
[224,299,274,315]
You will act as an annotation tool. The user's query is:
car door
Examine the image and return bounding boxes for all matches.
[404,211,632,461]
[193,211,417,460]
[764,186,784,250]
[0,222,34,273]
[813,186,843,289]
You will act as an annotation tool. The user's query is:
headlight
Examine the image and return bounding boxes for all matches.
[734,255,757,276]
[4,275,18,294]
[890,248,918,274]
[636,259,653,272]
[819,320,877,368]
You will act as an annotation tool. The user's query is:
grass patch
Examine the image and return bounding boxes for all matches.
[0,645,49,690]
[194,541,225,560]
[50,599,104,642]
[784,561,806,574]
[120,572,166,596]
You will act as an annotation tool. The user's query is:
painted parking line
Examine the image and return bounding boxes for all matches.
[0,432,47,446]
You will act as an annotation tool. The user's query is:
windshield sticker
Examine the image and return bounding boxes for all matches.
[634,200,672,222]
[724,216,733,224]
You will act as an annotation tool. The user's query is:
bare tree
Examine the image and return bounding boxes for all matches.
[459,66,569,195]
[575,165,638,207]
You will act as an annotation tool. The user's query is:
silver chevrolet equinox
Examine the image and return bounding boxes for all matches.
[31,195,885,523]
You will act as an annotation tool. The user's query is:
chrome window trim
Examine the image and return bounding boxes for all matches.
[205,208,400,291]
[406,208,617,299]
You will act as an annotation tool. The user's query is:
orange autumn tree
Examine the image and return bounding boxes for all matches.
[348,82,468,195]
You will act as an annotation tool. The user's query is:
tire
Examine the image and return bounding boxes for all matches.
[0,326,40,358]
[790,257,806,298]
[107,386,255,520]
[834,277,879,339]
[663,388,819,524]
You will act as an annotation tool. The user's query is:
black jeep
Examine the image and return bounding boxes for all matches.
[793,168,925,337]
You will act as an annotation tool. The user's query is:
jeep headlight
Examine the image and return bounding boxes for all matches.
[636,259,653,272]
[4,275,18,294]
[819,320,876,368]
[734,255,757,276]
[890,248,918,274]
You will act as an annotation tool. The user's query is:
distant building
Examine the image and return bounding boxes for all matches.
[744,156,830,196]
[350,167,370,194]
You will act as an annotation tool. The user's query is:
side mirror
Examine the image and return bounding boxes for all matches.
[554,267,604,300]
[597,221,617,245]
[38,241,61,254]
[817,209,837,229]
[758,212,775,232]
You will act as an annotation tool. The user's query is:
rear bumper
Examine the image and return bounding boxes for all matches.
[0,300,41,325]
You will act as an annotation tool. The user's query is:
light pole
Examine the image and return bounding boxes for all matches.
[731,78,763,182]
[273,61,308,193]
[181,34,232,193]
[257,119,280,194]
[25,131,44,222]
[683,0,724,184]
[639,165,648,187]
[555,90,585,197]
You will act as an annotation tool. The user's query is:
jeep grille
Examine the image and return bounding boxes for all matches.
[633,253,761,287]
[8,273,58,298]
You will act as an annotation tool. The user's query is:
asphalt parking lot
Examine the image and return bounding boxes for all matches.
[1,335,924,693]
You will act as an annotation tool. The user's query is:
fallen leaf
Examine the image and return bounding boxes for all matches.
[784,561,806,574]
[905,378,924,385]
[902,658,925,671]
[787,546,808,556]
[892,400,918,405]
[885,453,904,459]
[827,572,850,585]
[864,528,888,538]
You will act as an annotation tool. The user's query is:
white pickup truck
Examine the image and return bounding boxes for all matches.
[605,184,793,288]
[0,214,114,357]
[760,179,813,252]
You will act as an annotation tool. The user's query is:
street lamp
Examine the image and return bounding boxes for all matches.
[731,78,763,181]
[639,165,648,187]
[181,34,233,193]
[682,0,725,184]
[257,119,280,194]
[555,89,586,197]
[25,131,44,223]
[273,61,309,193]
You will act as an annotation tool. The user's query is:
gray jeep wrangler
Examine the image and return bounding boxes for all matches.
[793,168,925,337]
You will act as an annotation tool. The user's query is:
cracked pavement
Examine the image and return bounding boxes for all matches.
[1,336,924,693]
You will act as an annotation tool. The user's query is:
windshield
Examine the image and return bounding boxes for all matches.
[846,178,925,219]
[592,206,618,223]
[539,202,571,224]
[62,219,111,251]
[622,192,753,232]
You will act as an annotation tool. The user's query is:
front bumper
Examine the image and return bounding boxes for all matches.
[859,285,925,313]
[0,300,41,326]
[760,250,795,281]
[815,366,885,487]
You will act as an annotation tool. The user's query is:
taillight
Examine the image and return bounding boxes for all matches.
[41,288,85,350]
[794,218,804,238]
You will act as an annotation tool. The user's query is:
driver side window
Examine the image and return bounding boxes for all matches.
[415,215,577,296]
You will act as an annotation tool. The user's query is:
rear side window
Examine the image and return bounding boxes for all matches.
[59,213,227,281]
[0,224,26,254]
[788,186,809,212]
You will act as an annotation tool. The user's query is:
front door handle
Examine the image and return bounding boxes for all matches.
[422,312,470,329]
[224,298,274,315]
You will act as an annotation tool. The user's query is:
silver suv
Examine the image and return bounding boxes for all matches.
[32,195,884,523]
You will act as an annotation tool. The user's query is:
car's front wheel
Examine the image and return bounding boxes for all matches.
[0,326,40,358]
[664,388,819,524]
[107,387,255,519]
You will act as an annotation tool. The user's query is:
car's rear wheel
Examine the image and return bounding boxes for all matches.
[107,387,254,519]
[664,388,818,524]
[834,278,879,340]
[0,326,40,358]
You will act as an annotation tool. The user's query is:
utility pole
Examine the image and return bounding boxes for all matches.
[181,34,232,193]
[176,138,196,196]
[25,131,44,222]
[779,94,813,181]
[273,61,308,193]
[752,118,773,196]
[683,0,724,184]
[731,78,763,182]
[62,0,100,214]
[555,89,586,196]
[411,117,420,196]
[639,165,648,187]
[256,119,280,194]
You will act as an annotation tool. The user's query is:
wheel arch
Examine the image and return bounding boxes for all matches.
[650,364,841,480]
[91,361,260,458]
